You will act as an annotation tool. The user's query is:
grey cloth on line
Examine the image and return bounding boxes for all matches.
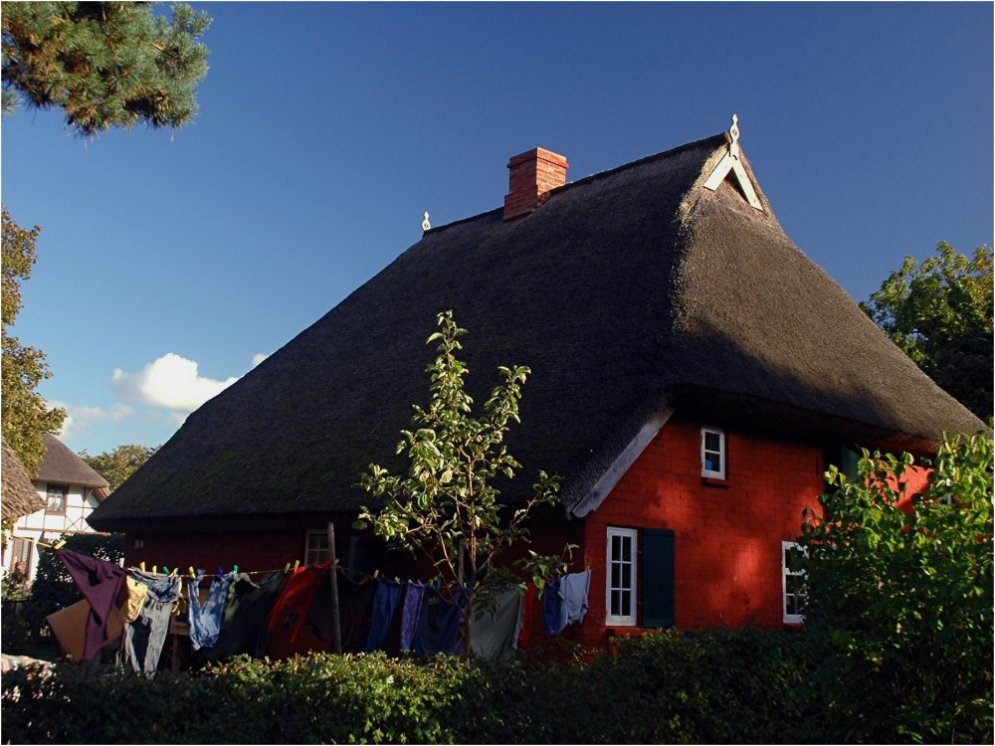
[557,570,591,633]
[470,588,524,660]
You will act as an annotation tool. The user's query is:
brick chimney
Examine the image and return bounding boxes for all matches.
[503,147,569,221]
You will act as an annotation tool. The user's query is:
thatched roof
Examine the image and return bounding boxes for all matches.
[36,434,109,491]
[2,439,44,523]
[89,132,983,533]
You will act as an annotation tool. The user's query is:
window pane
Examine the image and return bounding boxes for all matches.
[705,432,721,451]
[611,536,620,561]
[621,563,631,587]
[621,537,632,562]
[611,563,620,588]
[611,590,621,616]
[620,590,631,616]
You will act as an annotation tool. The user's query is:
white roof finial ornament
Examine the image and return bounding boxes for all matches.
[702,112,763,211]
[728,113,741,158]
[422,211,431,231]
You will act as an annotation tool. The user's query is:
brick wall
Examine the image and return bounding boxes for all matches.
[570,418,825,648]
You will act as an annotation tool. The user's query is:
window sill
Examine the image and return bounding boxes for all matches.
[700,477,728,488]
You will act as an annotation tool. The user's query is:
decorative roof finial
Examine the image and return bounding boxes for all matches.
[422,211,431,231]
[728,113,741,158]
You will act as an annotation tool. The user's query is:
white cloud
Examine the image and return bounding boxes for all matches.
[49,400,133,441]
[251,352,268,368]
[112,353,239,413]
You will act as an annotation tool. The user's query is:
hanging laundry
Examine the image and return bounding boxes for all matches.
[470,587,524,660]
[557,570,592,632]
[187,570,235,651]
[123,570,181,677]
[398,581,426,653]
[324,571,377,653]
[197,570,285,664]
[517,580,536,649]
[364,579,403,653]
[56,549,126,661]
[267,562,330,649]
[413,586,466,656]
[542,578,562,635]
[121,576,149,624]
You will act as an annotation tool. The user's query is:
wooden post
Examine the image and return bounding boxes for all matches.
[326,521,343,654]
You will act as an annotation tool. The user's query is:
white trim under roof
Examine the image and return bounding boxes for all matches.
[567,404,675,518]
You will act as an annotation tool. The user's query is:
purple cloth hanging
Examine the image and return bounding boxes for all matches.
[57,549,126,660]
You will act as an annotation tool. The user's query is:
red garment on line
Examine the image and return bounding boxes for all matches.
[266,562,331,644]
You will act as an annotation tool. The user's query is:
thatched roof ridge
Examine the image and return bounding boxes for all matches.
[89,131,983,532]
[36,434,109,490]
[2,439,44,523]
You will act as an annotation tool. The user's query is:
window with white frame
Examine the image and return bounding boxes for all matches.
[304,529,330,565]
[701,427,726,479]
[606,526,638,625]
[781,540,806,624]
[46,484,67,514]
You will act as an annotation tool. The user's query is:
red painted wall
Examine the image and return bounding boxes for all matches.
[567,419,825,648]
[125,529,305,574]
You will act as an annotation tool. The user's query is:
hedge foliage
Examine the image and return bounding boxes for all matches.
[5,625,990,744]
[3,629,820,744]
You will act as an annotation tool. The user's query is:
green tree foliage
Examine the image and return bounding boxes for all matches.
[800,432,994,743]
[861,242,994,419]
[80,443,158,492]
[1,206,65,474]
[358,311,570,653]
[2,1,211,136]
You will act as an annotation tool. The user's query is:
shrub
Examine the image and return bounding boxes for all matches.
[2,629,816,744]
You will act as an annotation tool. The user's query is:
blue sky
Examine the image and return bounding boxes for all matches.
[2,2,992,456]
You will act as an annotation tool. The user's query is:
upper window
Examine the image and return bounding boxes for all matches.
[46,484,67,514]
[781,540,806,624]
[701,427,726,479]
[606,526,638,626]
[304,529,330,565]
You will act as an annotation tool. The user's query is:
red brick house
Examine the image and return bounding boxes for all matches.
[89,119,982,649]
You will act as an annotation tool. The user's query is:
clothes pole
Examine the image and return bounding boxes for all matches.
[326,521,343,654]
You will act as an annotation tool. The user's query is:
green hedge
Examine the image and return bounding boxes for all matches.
[6,627,987,744]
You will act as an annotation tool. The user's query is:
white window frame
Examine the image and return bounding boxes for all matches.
[304,529,330,565]
[606,526,638,626]
[781,540,806,624]
[701,427,726,479]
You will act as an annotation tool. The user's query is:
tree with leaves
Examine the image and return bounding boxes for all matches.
[1,207,65,475]
[2,1,211,137]
[861,242,993,420]
[799,432,993,743]
[358,311,572,655]
[80,443,158,492]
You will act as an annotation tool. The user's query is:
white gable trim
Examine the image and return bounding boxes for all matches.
[567,404,675,518]
[702,114,763,211]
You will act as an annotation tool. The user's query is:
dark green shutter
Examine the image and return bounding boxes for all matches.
[641,529,675,628]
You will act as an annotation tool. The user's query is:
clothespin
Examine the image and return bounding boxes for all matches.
[283,562,290,573]
[54,539,66,550]
[188,567,195,579]
[139,561,146,572]
[162,566,170,575]
[232,564,239,575]
[293,560,300,572]
[152,565,157,574]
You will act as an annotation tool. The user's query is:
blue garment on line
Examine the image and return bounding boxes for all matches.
[187,570,235,651]
[123,570,181,677]
[413,587,466,656]
[399,582,426,653]
[365,580,403,652]
[543,578,562,635]
[557,570,591,633]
